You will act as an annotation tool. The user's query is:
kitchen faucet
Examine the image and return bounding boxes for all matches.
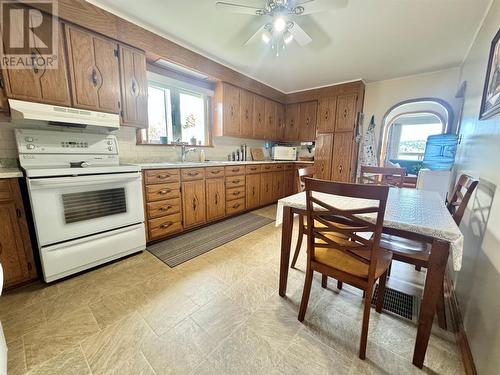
[174,142,197,162]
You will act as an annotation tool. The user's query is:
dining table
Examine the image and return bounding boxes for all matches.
[275,187,464,369]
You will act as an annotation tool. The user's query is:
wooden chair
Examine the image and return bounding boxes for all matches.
[298,178,391,360]
[290,166,315,268]
[359,166,406,188]
[379,174,478,329]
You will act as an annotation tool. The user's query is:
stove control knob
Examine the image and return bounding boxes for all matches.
[25,137,34,142]
[107,140,113,145]
[108,146,113,151]
[26,144,35,150]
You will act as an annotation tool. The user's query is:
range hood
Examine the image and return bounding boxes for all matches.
[8,99,120,130]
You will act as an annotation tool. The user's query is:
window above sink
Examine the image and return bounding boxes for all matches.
[137,71,214,147]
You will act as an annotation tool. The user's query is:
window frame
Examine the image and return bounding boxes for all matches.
[136,72,214,147]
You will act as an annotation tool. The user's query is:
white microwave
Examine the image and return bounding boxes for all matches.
[272,146,297,161]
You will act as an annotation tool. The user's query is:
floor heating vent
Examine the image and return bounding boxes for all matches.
[371,285,419,321]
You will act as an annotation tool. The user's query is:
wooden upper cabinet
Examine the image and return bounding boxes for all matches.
[2,21,71,106]
[214,82,240,137]
[276,103,286,140]
[298,101,317,141]
[206,178,225,221]
[317,97,337,133]
[239,89,253,138]
[335,94,357,132]
[253,94,266,139]
[119,45,148,128]
[264,99,277,140]
[0,73,8,112]
[331,132,354,182]
[182,180,206,228]
[284,103,300,141]
[315,133,334,180]
[65,24,121,114]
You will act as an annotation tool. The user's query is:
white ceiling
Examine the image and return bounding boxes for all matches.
[89,0,491,93]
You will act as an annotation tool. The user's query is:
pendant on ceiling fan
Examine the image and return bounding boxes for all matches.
[215,0,347,55]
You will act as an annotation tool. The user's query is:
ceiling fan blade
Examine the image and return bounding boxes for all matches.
[244,24,266,46]
[289,22,312,46]
[215,1,263,15]
[293,0,348,15]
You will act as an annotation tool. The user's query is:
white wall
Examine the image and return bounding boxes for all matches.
[451,1,500,373]
[362,68,462,154]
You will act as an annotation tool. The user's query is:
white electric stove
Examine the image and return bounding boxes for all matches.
[15,129,146,282]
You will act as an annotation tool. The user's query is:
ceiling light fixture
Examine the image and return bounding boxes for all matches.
[261,29,272,44]
[273,16,286,32]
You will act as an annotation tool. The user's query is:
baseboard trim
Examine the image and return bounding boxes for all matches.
[444,272,477,375]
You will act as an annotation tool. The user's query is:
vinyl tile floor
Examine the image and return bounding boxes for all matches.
[1,205,464,375]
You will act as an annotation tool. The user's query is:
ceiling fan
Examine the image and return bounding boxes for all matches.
[215,0,348,55]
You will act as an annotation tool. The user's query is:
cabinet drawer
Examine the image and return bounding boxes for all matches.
[144,169,180,184]
[226,198,245,215]
[181,168,205,181]
[284,163,293,171]
[146,183,180,202]
[245,164,261,174]
[146,198,181,219]
[148,213,182,239]
[261,164,274,172]
[225,165,245,176]
[0,180,12,202]
[225,175,245,188]
[226,186,245,201]
[205,166,225,179]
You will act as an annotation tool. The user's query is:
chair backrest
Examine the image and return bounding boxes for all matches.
[304,178,389,281]
[447,174,478,225]
[297,166,315,192]
[359,166,406,188]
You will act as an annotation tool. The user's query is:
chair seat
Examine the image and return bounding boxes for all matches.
[314,244,392,279]
[379,234,430,263]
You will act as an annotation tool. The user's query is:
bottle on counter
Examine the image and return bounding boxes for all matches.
[199,149,206,162]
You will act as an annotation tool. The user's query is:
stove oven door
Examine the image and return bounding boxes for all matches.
[27,172,144,246]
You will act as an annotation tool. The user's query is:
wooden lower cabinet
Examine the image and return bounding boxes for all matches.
[0,179,37,289]
[260,172,274,206]
[272,171,285,201]
[246,174,261,209]
[206,178,225,221]
[314,133,334,180]
[182,180,206,228]
[284,170,294,196]
[331,132,355,182]
[143,163,305,243]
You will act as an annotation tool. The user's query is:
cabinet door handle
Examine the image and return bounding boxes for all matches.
[131,80,137,94]
[159,205,172,212]
[230,105,234,116]
[187,171,199,176]
[325,110,329,120]
[338,165,343,174]
[231,168,239,172]
[233,203,240,209]
[245,109,249,119]
[215,192,219,205]
[232,179,240,184]
[343,108,348,118]
[31,52,39,74]
[159,189,171,195]
[252,187,255,196]
[157,174,170,179]
[211,170,221,175]
[91,68,98,87]
[233,191,240,196]
[160,222,172,229]
[193,197,197,211]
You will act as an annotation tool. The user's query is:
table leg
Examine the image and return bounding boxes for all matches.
[279,206,294,297]
[413,239,450,368]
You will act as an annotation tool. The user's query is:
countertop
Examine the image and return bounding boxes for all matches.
[0,168,23,179]
[136,160,314,170]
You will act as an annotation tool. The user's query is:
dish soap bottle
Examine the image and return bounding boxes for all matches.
[199,149,206,162]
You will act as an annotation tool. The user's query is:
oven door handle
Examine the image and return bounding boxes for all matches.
[28,173,141,190]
